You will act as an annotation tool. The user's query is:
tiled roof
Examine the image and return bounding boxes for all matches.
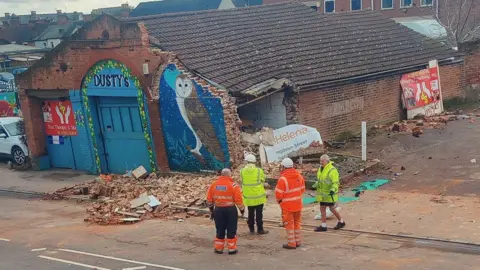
[131,0,251,17]
[34,22,84,41]
[0,24,50,44]
[135,3,457,94]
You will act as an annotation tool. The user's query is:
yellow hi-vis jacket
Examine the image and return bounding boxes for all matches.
[240,164,267,207]
[313,161,339,203]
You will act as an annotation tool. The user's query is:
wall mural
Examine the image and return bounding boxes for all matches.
[81,60,157,173]
[0,92,19,116]
[160,64,230,172]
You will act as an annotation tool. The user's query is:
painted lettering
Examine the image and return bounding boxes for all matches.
[93,74,130,88]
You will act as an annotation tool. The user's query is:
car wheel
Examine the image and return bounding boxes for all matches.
[11,146,26,165]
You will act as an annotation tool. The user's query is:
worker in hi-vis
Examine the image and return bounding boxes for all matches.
[240,154,269,235]
[275,158,305,249]
[206,168,245,255]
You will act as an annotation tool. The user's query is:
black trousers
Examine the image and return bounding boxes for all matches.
[247,204,264,232]
[214,206,238,239]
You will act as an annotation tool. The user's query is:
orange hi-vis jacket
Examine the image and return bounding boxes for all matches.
[275,168,306,212]
[207,176,245,210]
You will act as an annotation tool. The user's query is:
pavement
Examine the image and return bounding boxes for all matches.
[0,194,479,270]
[0,163,93,194]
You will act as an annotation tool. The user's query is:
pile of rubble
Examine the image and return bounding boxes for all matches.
[51,171,215,225]
[376,112,477,137]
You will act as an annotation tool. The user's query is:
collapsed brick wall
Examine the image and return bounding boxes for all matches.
[299,63,466,140]
[17,15,172,172]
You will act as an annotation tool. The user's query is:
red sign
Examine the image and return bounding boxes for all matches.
[42,100,77,136]
[400,67,441,110]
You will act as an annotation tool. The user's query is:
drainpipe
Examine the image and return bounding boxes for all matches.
[371,0,374,10]
[436,0,439,19]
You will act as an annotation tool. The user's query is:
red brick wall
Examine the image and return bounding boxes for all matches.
[299,63,465,140]
[462,43,480,86]
[439,62,465,99]
[17,15,172,172]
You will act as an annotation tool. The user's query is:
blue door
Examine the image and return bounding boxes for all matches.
[96,97,151,173]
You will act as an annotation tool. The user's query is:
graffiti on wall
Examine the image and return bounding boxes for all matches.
[160,64,230,172]
[322,97,364,119]
[0,92,19,116]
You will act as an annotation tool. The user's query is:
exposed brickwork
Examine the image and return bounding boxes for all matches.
[462,42,480,86]
[17,15,172,172]
[299,63,465,140]
[439,63,465,100]
[17,89,46,157]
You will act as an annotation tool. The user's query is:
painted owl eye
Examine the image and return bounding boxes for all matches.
[184,83,188,87]
[178,83,182,87]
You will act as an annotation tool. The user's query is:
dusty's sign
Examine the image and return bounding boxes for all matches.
[264,124,322,163]
[42,100,77,136]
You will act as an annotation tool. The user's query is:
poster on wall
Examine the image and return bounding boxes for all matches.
[42,100,77,136]
[400,62,443,118]
[264,124,323,163]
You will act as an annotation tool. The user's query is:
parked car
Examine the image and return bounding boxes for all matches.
[0,117,28,165]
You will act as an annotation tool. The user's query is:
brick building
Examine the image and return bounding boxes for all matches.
[461,40,480,100]
[18,3,462,174]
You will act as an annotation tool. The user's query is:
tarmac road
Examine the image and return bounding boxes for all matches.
[0,191,479,270]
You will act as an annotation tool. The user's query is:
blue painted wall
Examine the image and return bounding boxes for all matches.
[69,90,96,173]
[159,64,230,172]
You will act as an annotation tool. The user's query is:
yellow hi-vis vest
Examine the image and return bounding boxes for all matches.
[240,164,267,207]
[313,161,340,203]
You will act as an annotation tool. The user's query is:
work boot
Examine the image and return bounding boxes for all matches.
[214,250,223,254]
[228,250,238,255]
[282,244,296,250]
[314,226,327,232]
[334,221,346,230]
[296,243,301,248]
[257,230,269,235]
[249,225,255,234]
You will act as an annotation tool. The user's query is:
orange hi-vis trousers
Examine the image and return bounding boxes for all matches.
[282,209,302,247]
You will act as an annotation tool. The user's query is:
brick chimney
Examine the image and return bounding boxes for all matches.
[30,11,37,22]
[9,14,20,27]
[120,3,130,18]
[57,10,68,25]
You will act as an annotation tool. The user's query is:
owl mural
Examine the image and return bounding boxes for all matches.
[160,64,229,171]
[175,74,225,164]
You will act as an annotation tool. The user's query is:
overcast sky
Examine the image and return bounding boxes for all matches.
[1,0,145,15]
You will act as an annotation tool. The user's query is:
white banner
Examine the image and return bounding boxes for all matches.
[264,124,322,163]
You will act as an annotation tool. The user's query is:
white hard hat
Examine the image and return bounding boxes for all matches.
[281,158,294,168]
[245,154,256,163]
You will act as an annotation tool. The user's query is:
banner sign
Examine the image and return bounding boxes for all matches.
[264,124,322,163]
[400,66,441,110]
[42,100,77,136]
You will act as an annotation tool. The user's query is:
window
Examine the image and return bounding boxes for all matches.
[4,122,23,136]
[351,0,361,10]
[43,42,47,48]
[50,41,54,48]
[325,0,335,13]
[420,0,432,5]
[401,0,412,7]
[382,0,393,9]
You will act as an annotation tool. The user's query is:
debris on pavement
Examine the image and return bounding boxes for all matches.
[471,159,477,164]
[51,173,214,225]
[132,166,148,179]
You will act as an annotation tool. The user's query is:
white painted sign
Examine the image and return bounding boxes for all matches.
[264,124,322,163]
